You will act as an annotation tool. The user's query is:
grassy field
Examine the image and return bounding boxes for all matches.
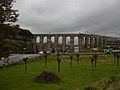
[0,54,119,90]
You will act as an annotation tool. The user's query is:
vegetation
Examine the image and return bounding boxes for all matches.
[0,0,18,58]
[0,0,19,24]
[85,73,120,90]
[0,54,120,90]
[0,0,34,59]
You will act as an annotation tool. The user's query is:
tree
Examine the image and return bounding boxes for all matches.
[0,0,19,59]
[0,0,19,24]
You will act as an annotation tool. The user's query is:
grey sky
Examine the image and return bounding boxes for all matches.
[14,0,120,37]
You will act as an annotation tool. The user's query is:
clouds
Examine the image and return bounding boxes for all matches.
[13,0,120,37]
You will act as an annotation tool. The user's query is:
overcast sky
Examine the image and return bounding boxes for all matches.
[13,0,120,37]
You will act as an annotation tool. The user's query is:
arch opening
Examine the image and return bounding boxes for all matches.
[43,36,47,43]
[36,36,40,43]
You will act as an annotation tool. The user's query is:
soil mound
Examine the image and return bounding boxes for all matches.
[35,71,60,83]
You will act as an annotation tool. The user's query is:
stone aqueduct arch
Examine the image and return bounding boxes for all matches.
[34,33,108,53]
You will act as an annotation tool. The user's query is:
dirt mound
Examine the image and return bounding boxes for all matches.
[35,71,60,83]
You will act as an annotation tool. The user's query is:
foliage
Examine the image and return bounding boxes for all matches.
[0,25,33,58]
[18,29,33,41]
[0,0,34,58]
[0,0,19,24]
[0,0,19,58]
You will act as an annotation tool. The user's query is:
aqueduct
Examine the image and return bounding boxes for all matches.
[33,33,111,53]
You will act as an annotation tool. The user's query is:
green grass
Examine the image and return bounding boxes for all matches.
[0,54,119,90]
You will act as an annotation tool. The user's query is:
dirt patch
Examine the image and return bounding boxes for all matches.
[35,71,60,83]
